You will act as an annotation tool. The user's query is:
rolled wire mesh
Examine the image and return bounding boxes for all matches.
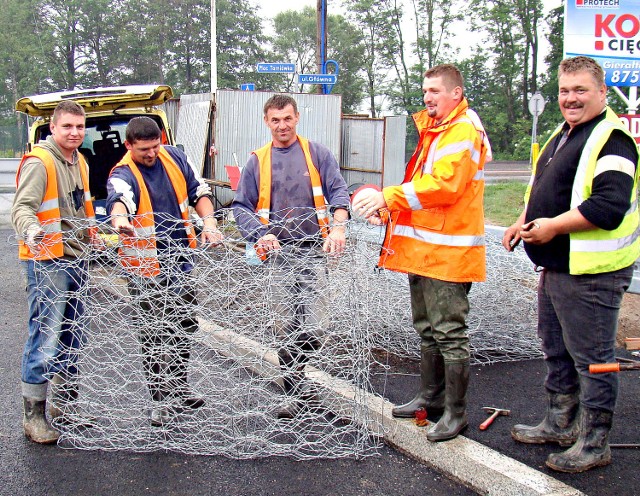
[14,208,541,457]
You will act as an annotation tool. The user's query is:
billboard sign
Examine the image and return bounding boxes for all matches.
[619,113,640,142]
[564,0,640,86]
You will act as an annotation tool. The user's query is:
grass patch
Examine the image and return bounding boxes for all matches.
[484,182,527,227]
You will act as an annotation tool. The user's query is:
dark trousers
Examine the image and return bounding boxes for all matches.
[409,274,471,363]
[537,266,633,412]
[128,276,198,402]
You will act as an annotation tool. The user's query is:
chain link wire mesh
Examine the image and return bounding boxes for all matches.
[14,209,541,457]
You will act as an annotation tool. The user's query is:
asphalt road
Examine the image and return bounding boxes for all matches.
[2,225,638,496]
[0,229,473,496]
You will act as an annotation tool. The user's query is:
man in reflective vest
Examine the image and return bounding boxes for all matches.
[232,94,350,419]
[354,64,490,441]
[12,101,97,444]
[503,56,640,473]
[107,117,223,427]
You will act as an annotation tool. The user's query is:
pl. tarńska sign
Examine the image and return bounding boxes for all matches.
[619,114,640,142]
[565,0,640,86]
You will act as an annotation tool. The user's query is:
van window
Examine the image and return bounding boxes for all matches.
[37,114,166,200]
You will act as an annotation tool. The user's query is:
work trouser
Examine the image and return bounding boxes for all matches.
[537,266,632,413]
[268,242,329,366]
[408,274,471,363]
[128,273,198,402]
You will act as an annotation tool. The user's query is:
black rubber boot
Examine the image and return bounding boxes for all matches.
[276,340,315,420]
[427,362,469,442]
[23,397,59,444]
[511,391,580,446]
[168,344,205,411]
[546,407,613,473]
[49,373,78,420]
[392,350,445,418]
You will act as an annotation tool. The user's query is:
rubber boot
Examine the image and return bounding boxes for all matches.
[168,345,205,411]
[511,391,580,446]
[546,407,613,473]
[276,346,310,420]
[427,362,469,442]
[392,350,445,418]
[49,373,96,427]
[23,397,59,444]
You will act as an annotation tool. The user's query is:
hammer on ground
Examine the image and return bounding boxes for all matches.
[479,406,510,430]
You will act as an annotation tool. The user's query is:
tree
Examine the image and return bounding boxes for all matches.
[271,8,366,113]
[272,8,318,93]
[215,0,271,92]
[344,0,398,117]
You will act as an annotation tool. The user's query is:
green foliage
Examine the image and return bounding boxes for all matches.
[484,181,527,226]
[0,0,576,159]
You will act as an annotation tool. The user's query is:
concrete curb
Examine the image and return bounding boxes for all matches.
[94,262,584,496]
[198,320,584,496]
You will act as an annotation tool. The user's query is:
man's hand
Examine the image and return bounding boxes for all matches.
[255,233,281,258]
[323,225,346,256]
[201,226,224,247]
[24,224,44,254]
[519,218,556,245]
[352,190,387,223]
[502,223,523,252]
[111,214,135,237]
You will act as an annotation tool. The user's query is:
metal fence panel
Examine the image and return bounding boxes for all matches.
[340,115,407,189]
[175,99,212,176]
[382,115,407,187]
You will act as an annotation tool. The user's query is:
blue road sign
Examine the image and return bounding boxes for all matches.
[256,63,296,74]
[298,74,337,85]
[240,83,255,91]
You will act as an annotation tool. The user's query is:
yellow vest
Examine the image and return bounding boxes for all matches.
[527,108,640,275]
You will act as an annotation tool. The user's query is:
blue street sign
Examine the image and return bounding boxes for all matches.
[240,83,255,91]
[256,63,296,74]
[298,74,337,85]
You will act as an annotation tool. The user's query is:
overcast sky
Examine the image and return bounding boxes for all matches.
[255,0,563,61]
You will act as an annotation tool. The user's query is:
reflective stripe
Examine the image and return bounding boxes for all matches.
[394,224,485,247]
[402,182,422,211]
[571,119,616,208]
[421,134,440,174]
[257,208,270,219]
[312,185,323,197]
[474,170,484,181]
[471,148,481,164]
[37,198,59,213]
[121,247,158,257]
[40,222,62,233]
[135,225,156,237]
[594,155,636,178]
[433,140,475,163]
[627,198,638,215]
[571,227,640,252]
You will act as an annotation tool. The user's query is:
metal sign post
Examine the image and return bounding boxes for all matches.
[528,92,546,166]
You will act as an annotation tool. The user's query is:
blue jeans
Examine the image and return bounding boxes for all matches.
[538,266,633,412]
[21,259,88,386]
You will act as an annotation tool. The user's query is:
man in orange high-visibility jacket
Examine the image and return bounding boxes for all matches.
[232,94,350,419]
[354,64,490,441]
[107,117,223,427]
[12,101,97,444]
